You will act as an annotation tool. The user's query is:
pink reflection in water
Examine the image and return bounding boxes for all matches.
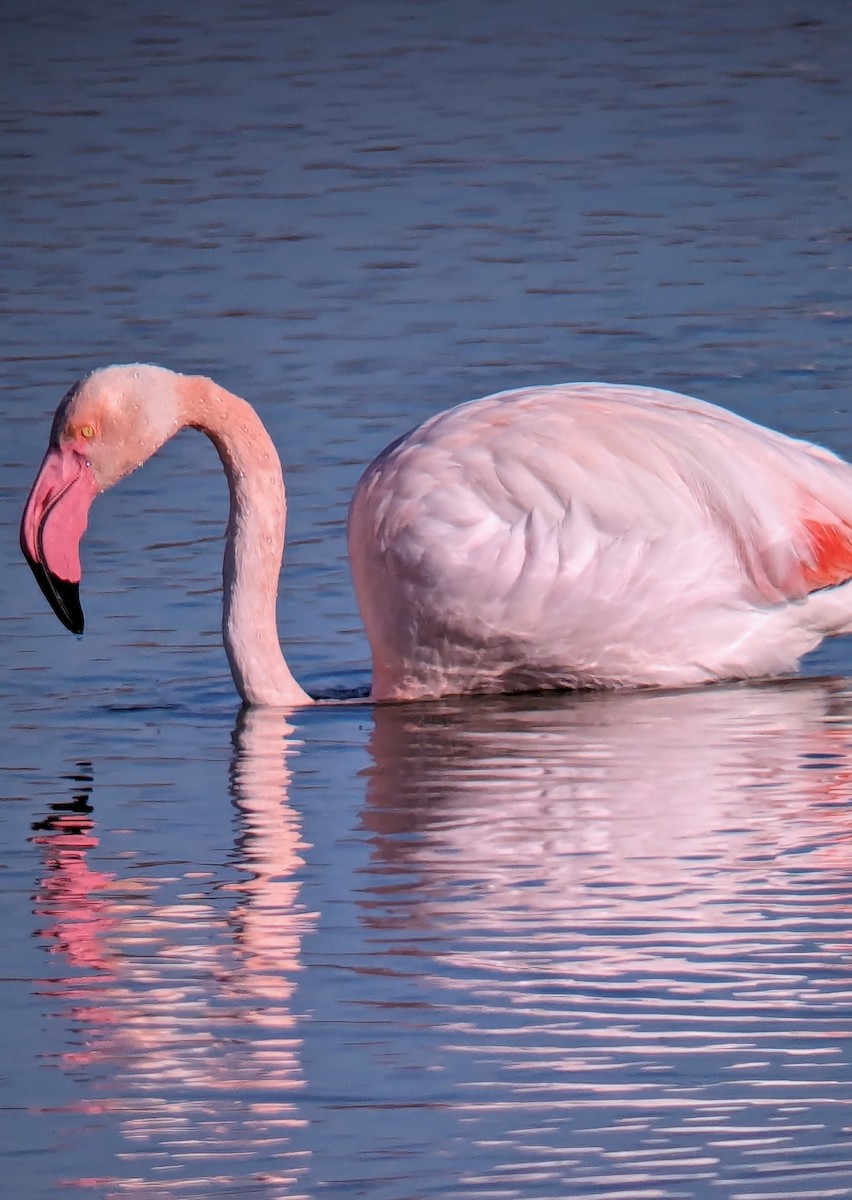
[28,680,852,1199]
[358,680,852,1035]
[362,680,852,909]
[30,709,315,1197]
[32,773,121,975]
[353,683,852,1192]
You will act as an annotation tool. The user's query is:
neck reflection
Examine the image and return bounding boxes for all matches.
[30,706,314,1195]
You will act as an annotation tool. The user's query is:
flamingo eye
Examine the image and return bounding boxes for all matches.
[80,424,95,439]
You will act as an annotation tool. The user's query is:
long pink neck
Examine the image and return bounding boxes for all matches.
[180,377,312,707]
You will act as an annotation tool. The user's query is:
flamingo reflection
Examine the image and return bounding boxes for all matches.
[355,681,852,1191]
[31,708,315,1196]
[28,681,852,1199]
[31,762,122,975]
[360,680,852,948]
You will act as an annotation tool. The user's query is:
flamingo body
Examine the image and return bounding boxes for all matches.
[20,366,852,706]
[350,383,852,697]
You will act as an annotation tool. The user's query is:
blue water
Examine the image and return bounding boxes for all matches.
[3,1,852,1196]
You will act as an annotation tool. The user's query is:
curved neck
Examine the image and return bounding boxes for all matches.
[180,376,312,706]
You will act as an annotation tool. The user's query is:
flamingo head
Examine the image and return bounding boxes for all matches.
[20,364,184,633]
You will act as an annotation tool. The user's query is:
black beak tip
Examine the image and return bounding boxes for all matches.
[62,587,85,636]
[23,549,85,635]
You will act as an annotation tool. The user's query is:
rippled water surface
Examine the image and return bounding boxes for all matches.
[3,1,852,1197]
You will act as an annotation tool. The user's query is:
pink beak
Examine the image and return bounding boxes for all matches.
[20,444,98,634]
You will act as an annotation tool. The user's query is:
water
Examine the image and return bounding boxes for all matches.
[3,1,852,1196]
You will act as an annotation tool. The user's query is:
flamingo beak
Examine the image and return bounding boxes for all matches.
[20,444,99,634]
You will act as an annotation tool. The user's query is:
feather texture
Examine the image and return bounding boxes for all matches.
[350,384,852,698]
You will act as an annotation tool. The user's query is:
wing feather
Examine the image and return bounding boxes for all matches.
[349,384,852,662]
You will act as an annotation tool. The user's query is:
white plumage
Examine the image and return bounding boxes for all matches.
[350,383,852,698]
[20,368,852,705]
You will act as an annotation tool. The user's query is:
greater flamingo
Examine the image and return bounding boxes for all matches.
[20,364,852,705]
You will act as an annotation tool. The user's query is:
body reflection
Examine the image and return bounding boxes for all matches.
[363,680,852,901]
[31,709,314,1198]
[27,682,852,1200]
[355,682,852,1195]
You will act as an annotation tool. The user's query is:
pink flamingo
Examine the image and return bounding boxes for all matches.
[20,364,852,706]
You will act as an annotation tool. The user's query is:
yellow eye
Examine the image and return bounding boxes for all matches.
[80,424,95,439]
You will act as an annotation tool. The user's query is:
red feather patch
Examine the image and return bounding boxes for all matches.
[801,519,852,591]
